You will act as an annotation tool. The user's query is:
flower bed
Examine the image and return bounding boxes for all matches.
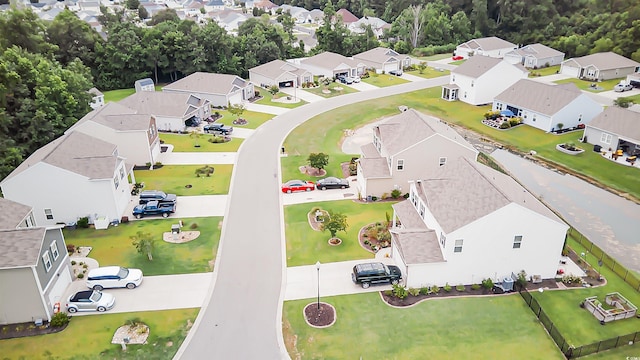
[556,143,584,155]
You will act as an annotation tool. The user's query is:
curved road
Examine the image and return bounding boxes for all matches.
[174,77,448,359]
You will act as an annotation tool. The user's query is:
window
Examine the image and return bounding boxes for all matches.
[42,252,52,272]
[600,133,612,144]
[44,209,53,220]
[471,80,474,87]
[452,75,455,82]
[439,157,447,166]
[454,239,463,253]
[419,203,425,218]
[513,235,522,249]
[120,167,125,180]
[114,175,120,189]
[440,233,446,247]
[50,241,59,260]
[396,159,404,171]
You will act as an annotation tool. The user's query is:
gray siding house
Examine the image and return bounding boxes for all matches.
[583,107,640,157]
[503,43,565,68]
[560,52,640,81]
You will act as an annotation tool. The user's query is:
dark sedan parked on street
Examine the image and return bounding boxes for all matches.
[316,177,350,190]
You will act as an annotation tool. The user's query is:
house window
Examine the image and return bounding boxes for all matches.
[600,133,612,144]
[439,157,447,166]
[419,203,425,218]
[454,239,463,253]
[42,252,52,272]
[50,241,59,260]
[397,159,404,171]
[471,80,474,87]
[440,233,446,247]
[44,209,53,220]
[120,167,125,180]
[513,235,522,249]
[114,175,120,189]
[452,75,455,82]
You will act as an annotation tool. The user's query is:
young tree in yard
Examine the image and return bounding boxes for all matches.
[308,153,329,172]
[320,211,348,239]
[417,61,427,74]
[228,103,246,119]
[268,85,279,95]
[131,231,155,261]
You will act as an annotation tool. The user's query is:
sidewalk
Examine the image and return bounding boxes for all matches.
[280,87,326,103]
[245,103,290,115]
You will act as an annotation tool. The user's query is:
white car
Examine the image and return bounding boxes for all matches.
[351,76,361,83]
[66,290,115,313]
[614,83,633,92]
[86,266,143,290]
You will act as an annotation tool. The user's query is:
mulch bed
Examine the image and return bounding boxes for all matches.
[304,302,335,327]
[0,321,68,340]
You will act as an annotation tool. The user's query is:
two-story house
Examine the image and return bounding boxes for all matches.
[356,109,478,199]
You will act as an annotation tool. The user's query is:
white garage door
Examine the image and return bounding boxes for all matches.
[228,92,243,106]
[384,62,398,73]
[48,267,72,307]
[561,65,579,78]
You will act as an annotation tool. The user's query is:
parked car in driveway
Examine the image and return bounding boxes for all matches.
[614,82,633,92]
[316,177,350,190]
[66,290,115,313]
[351,76,361,83]
[337,75,353,84]
[139,190,177,205]
[133,200,175,219]
[281,180,315,193]
[204,123,233,135]
[389,69,403,76]
[351,262,402,289]
[452,55,464,61]
[86,266,144,290]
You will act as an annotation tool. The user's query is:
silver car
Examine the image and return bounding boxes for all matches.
[66,290,116,313]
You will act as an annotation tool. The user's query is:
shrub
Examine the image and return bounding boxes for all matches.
[499,122,511,129]
[509,118,521,126]
[431,285,440,294]
[403,193,410,199]
[481,278,494,289]
[76,217,89,228]
[381,192,389,199]
[50,312,70,327]
[471,283,481,290]
[67,244,75,254]
[77,273,84,279]
[71,261,76,265]
[364,240,370,245]
[390,189,402,198]
[392,284,408,299]
[456,284,465,292]
[408,287,420,296]
[383,290,393,296]
[419,286,430,295]
[371,196,378,201]
[82,264,88,268]
[190,222,198,229]
[443,283,452,292]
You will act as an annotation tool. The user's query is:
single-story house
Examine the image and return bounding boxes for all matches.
[249,59,313,88]
[1,131,134,226]
[252,0,277,11]
[334,8,358,24]
[353,47,411,74]
[213,10,248,32]
[295,51,365,79]
[88,87,104,109]
[627,73,640,88]
[503,43,565,69]
[279,4,310,23]
[118,91,211,132]
[66,102,162,166]
[389,157,569,287]
[204,0,224,12]
[357,109,478,198]
[348,16,390,38]
[492,79,603,132]
[162,72,255,107]
[560,52,640,81]
[135,78,155,93]
[442,56,528,105]
[582,107,640,157]
[455,36,517,59]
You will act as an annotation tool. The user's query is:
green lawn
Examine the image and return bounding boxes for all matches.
[529,65,561,77]
[63,217,221,276]
[554,78,621,92]
[103,85,164,103]
[362,73,410,87]
[405,67,451,79]
[304,82,359,98]
[254,90,308,109]
[413,53,453,61]
[134,164,232,195]
[1,308,198,359]
[160,132,243,152]
[283,293,564,360]
[580,343,640,359]
[210,109,274,129]
[450,59,466,65]
[285,200,396,266]
[281,154,354,184]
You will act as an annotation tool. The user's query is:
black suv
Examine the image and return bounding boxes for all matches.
[138,190,177,205]
[351,262,402,288]
[203,123,233,135]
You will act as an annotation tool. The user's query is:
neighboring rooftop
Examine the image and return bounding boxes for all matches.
[587,107,640,144]
[508,43,564,59]
[0,198,32,229]
[565,51,640,70]
[458,36,516,51]
[119,92,206,119]
[300,51,361,69]
[494,79,584,116]
[335,8,358,23]
[163,73,249,95]
[0,228,46,268]
[69,102,150,132]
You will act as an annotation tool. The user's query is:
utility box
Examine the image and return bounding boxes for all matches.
[172,224,180,241]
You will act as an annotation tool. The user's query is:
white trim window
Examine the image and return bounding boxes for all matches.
[600,133,612,145]
[42,252,52,272]
[120,167,125,179]
[44,209,54,220]
[419,203,425,218]
[114,175,120,189]
[454,239,463,253]
[50,241,59,260]
[513,235,522,249]
[396,159,404,171]
[439,157,447,166]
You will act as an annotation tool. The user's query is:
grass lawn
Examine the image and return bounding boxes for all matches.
[63,217,221,276]
[103,85,164,103]
[254,91,308,109]
[362,73,410,87]
[405,67,450,79]
[211,109,274,129]
[450,59,466,65]
[283,293,564,360]
[1,308,198,359]
[580,343,640,359]
[281,154,354,184]
[554,78,621,92]
[305,82,359,98]
[413,53,453,61]
[528,65,561,77]
[160,132,243,152]
[530,237,640,346]
[134,164,232,195]
[284,200,396,266]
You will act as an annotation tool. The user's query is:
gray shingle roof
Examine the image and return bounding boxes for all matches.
[162,72,250,95]
[391,200,444,264]
[300,52,360,70]
[458,36,516,51]
[360,143,379,158]
[452,55,503,78]
[508,43,564,59]
[119,92,205,119]
[88,87,103,96]
[494,79,584,116]
[70,102,150,132]
[353,47,408,66]
[565,52,639,71]
[587,107,640,144]
[0,198,32,229]
[358,157,390,178]
[250,59,305,79]
[0,228,45,268]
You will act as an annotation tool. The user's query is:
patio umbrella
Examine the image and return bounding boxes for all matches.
[500,110,515,117]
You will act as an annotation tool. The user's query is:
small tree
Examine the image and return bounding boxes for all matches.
[228,103,246,120]
[320,211,348,239]
[556,123,564,131]
[417,61,427,74]
[190,130,202,147]
[131,231,155,261]
[268,85,279,96]
[138,5,148,19]
[516,270,528,290]
[307,152,329,171]
[126,0,140,10]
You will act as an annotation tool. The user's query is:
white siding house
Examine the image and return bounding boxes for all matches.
[162,73,254,107]
[455,36,517,59]
[249,59,313,88]
[503,43,565,68]
[294,52,365,78]
[353,47,411,74]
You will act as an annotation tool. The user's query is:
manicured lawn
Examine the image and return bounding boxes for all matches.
[134,164,232,195]
[103,85,164,103]
[1,308,198,359]
[362,73,410,87]
[305,82,359,98]
[406,67,450,79]
[283,293,564,360]
[450,59,466,65]
[63,217,221,276]
[413,52,453,61]
[528,65,561,77]
[160,132,243,152]
[554,78,621,92]
[211,109,274,129]
[254,91,308,109]
[580,343,640,359]
[281,154,354,184]
[284,200,396,266]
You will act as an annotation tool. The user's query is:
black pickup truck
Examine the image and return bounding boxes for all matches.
[132,201,175,219]
[203,123,233,135]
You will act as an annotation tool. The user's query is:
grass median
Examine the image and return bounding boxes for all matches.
[160,133,242,152]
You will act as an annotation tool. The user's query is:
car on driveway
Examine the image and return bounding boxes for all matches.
[204,123,233,135]
[66,290,115,313]
[316,177,350,190]
[389,69,403,76]
[337,75,353,84]
[614,83,633,92]
[86,266,143,290]
[139,190,177,205]
[351,262,402,289]
[351,76,361,83]
[452,55,464,60]
[281,180,315,193]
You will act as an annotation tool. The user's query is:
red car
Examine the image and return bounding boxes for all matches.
[452,55,464,61]
[281,180,315,193]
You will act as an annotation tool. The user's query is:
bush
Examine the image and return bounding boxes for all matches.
[419,286,430,295]
[190,222,198,229]
[392,284,408,299]
[403,193,410,198]
[67,244,75,254]
[390,189,402,198]
[383,290,393,296]
[76,217,89,228]
[443,283,452,292]
[77,273,84,279]
[456,284,465,292]
[50,312,70,327]
[408,287,420,296]
[411,44,457,57]
[499,122,511,129]
[471,283,481,290]
[431,285,440,294]
[509,118,521,126]
[71,261,76,265]
[481,278,494,289]
[371,196,378,201]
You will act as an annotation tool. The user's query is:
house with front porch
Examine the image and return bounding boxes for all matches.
[1,132,133,226]
[455,36,517,59]
[389,157,569,287]
[492,79,603,132]
[294,52,365,79]
[503,43,565,69]
[582,107,640,157]
[249,59,313,88]
[442,56,528,105]
[356,109,478,199]
[162,72,254,107]
[353,47,411,74]
[560,52,640,81]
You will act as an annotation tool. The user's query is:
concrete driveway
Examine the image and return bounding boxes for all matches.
[280,87,325,103]
[245,103,290,115]
[125,195,228,220]
[399,72,428,82]
[281,182,358,205]
[348,81,378,91]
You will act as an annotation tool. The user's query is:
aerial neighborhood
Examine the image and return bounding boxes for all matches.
[1,1,639,359]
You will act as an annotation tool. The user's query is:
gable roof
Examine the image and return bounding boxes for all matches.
[0,198,32,229]
[119,92,205,119]
[335,8,358,23]
[452,56,506,78]
[300,51,360,70]
[508,43,564,59]
[353,47,407,64]
[565,52,640,70]
[162,72,249,95]
[253,0,276,9]
[135,78,155,87]
[494,79,586,116]
[88,87,103,96]
[250,59,308,78]
[3,132,119,183]
[587,107,640,144]
[458,36,516,51]
[374,109,475,156]
[417,157,563,233]
[0,227,46,269]
[68,102,151,132]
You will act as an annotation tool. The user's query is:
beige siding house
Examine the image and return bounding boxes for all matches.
[162,73,255,107]
[503,43,565,68]
[356,109,478,199]
[119,91,211,132]
[353,47,411,74]
[293,52,365,78]
[560,52,640,81]
[249,59,313,88]
[583,107,640,157]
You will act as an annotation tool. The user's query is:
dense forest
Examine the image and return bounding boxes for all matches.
[1,0,639,180]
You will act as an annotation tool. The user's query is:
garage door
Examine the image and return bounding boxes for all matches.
[228,92,243,106]
[48,267,72,307]
[384,62,398,73]
[561,65,579,78]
